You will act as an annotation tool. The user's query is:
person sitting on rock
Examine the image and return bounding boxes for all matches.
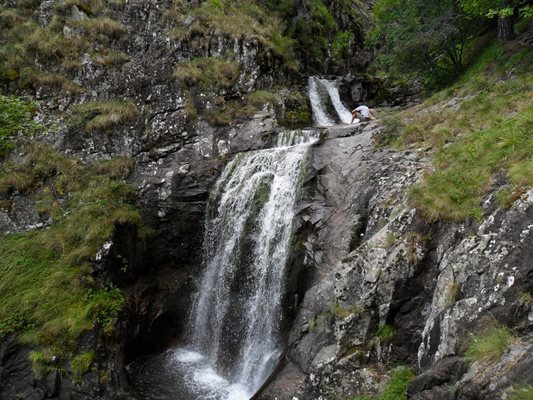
[351,105,376,123]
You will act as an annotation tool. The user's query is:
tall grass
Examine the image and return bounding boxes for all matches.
[0,145,139,356]
[70,100,139,131]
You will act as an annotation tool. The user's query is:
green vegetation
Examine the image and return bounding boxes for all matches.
[71,351,95,381]
[369,0,483,87]
[350,367,415,400]
[68,16,126,40]
[508,385,533,400]
[0,95,42,156]
[174,57,240,90]
[167,0,297,70]
[70,100,139,131]
[379,41,532,221]
[333,303,362,318]
[0,144,138,361]
[377,324,395,343]
[465,326,514,365]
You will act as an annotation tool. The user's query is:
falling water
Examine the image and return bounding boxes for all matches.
[175,131,317,398]
[317,78,353,124]
[308,76,335,126]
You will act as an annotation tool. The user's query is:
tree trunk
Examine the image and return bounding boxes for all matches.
[497,15,515,41]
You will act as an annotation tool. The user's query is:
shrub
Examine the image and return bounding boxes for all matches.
[465,326,514,365]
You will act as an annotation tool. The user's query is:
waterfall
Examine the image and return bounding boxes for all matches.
[179,131,316,398]
[317,78,353,124]
[308,76,353,126]
[308,76,335,126]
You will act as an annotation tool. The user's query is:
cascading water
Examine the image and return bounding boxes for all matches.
[308,76,354,126]
[309,76,335,126]
[317,78,353,124]
[133,130,317,400]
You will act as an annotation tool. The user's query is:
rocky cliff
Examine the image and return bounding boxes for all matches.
[1,1,532,400]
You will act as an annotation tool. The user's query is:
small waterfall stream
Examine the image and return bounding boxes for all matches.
[308,76,353,126]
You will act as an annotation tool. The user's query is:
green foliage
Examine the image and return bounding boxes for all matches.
[508,385,533,400]
[351,367,415,400]
[68,17,126,39]
[369,0,483,87]
[0,144,138,352]
[71,351,95,381]
[168,0,297,70]
[459,0,532,19]
[279,91,311,128]
[465,326,514,365]
[384,42,532,221]
[70,100,139,131]
[381,367,416,400]
[247,90,278,108]
[0,95,42,156]
[377,324,395,343]
[174,57,240,91]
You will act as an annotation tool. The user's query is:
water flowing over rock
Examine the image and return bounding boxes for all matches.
[308,77,353,126]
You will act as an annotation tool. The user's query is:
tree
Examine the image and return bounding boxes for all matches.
[368,0,482,86]
[459,0,533,41]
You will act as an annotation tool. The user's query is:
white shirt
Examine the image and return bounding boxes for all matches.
[355,106,370,119]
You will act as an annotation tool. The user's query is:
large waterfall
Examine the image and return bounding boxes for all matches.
[308,76,353,126]
[135,131,316,400]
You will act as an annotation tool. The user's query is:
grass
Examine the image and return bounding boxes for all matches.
[465,326,514,365]
[0,95,42,156]
[70,100,139,131]
[350,367,415,400]
[0,144,139,360]
[71,351,95,381]
[508,385,533,400]
[68,17,126,39]
[166,0,297,70]
[174,57,240,90]
[377,324,395,343]
[380,39,532,222]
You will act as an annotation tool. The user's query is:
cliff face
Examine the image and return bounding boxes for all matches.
[258,123,533,399]
[1,1,532,400]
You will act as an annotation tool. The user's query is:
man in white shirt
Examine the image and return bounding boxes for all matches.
[351,105,376,123]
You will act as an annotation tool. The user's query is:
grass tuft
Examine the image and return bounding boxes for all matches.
[174,57,240,90]
[70,100,139,131]
[465,326,514,365]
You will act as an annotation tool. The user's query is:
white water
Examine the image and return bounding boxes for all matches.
[179,132,317,398]
[308,76,353,126]
[317,78,353,124]
[308,77,335,126]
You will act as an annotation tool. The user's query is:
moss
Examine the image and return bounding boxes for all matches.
[70,100,139,131]
[333,302,361,319]
[381,367,416,400]
[508,385,533,400]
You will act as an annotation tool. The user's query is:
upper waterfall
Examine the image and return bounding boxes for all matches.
[308,76,352,126]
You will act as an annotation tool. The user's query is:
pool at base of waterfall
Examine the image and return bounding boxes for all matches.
[128,348,251,400]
